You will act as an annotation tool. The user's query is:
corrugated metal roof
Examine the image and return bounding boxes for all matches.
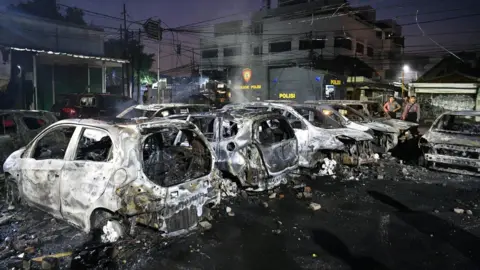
[9,47,129,64]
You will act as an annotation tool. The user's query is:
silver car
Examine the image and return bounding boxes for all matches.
[167,109,299,191]
[3,118,222,236]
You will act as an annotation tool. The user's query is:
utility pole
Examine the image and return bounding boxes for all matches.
[120,24,124,95]
[157,20,162,103]
[137,29,142,103]
[122,3,129,97]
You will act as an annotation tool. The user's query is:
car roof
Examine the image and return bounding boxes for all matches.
[52,118,195,133]
[441,110,480,116]
[133,103,210,111]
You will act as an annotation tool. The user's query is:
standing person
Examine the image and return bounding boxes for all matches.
[383,96,401,118]
[401,96,421,123]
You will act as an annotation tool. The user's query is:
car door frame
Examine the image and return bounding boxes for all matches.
[19,123,81,218]
[252,115,298,176]
[60,125,117,229]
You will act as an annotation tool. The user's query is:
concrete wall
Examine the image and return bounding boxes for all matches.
[0,12,104,56]
[416,93,476,123]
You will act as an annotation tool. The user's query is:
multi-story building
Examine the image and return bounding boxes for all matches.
[199,0,404,101]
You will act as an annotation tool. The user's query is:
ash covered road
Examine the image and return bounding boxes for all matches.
[1,158,480,270]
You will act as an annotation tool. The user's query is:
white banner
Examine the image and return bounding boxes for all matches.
[0,47,11,92]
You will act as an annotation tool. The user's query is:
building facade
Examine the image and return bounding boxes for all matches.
[199,1,404,101]
[0,9,127,110]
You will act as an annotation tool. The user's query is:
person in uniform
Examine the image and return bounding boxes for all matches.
[383,96,401,119]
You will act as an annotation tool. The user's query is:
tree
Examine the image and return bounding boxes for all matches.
[9,0,86,25]
[104,37,155,78]
[64,7,86,25]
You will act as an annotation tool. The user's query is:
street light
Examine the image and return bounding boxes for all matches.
[402,65,410,97]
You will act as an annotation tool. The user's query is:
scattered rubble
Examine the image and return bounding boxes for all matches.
[318,158,337,176]
[466,210,473,215]
[199,221,212,230]
[309,203,321,211]
[453,208,465,214]
[269,193,276,199]
[101,221,124,243]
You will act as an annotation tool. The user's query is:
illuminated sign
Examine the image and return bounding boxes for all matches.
[242,68,252,83]
[240,85,262,90]
[279,93,296,99]
[330,79,342,85]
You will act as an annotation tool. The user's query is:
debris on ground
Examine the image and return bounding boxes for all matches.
[466,210,473,215]
[453,208,465,214]
[261,202,269,208]
[226,206,235,217]
[199,221,212,230]
[269,193,276,199]
[101,221,124,243]
[309,203,321,211]
[318,158,337,176]
[0,215,13,226]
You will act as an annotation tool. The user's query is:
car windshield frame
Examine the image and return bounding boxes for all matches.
[293,107,344,129]
[433,114,480,135]
[333,105,370,122]
[117,106,157,119]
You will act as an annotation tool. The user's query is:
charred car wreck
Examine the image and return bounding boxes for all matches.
[306,102,399,153]
[318,100,419,143]
[116,103,211,119]
[3,118,224,237]
[1,110,57,172]
[419,111,480,176]
[167,109,299,191]
[223,102,377,170]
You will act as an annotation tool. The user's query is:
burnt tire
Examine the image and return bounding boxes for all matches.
[5,176,20,207]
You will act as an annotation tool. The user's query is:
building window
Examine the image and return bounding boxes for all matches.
[253,46,262,55]
[367,47,374,57]
[299,39,325,50]
[356,43,364,54]
[253,23,263,35]
[334,37,352,50]
[269,41,291,53]
[223,47,242,57]
[201,49,218,59]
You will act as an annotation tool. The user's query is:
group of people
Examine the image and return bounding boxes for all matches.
[383,95,421,123]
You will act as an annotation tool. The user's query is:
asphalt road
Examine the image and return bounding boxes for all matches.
[1,155,480,270]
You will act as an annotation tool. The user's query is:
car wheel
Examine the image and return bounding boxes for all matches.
[5,175,20,208]
[90,210,126,242]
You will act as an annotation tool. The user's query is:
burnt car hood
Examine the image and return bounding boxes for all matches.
[423,130,480,148]
[325,128,374,141]
[355,121,397,133]
[379,118,419,131]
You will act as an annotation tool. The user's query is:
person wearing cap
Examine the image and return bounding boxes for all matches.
[383,96,401,119]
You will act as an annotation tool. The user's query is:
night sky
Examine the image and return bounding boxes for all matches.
[3,0,480,73]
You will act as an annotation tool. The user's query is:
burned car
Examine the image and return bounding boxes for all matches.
[3,118,223,237]
[222,102,376,170]
[419,111,480,176]
[116,103,211,119]
[1,110,57,171]
[305,102,398,153]
[167,109,299,191]
[319,99,419,141]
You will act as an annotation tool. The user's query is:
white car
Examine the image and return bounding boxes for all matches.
[3,118,222,237]
[223,102,377,168]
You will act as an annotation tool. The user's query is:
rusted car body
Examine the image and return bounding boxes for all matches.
[3,118,223,235]
[116,103,211,119]
[222,102,376,167]
[167,109,299,191]
[419,111,480,176]
[317,99,419,142]
[1,110,57,172]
